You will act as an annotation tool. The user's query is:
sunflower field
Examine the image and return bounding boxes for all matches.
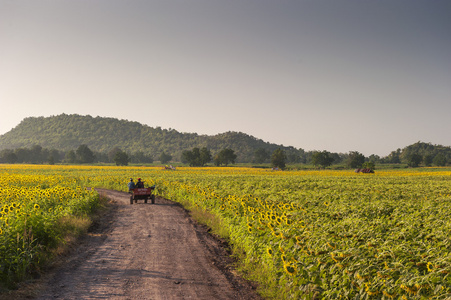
[0,165,100,288]
[1,165,450,299]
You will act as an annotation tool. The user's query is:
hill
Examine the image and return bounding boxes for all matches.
[0,114,302,163]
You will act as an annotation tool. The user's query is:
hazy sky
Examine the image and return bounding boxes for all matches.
[1,1,450,156]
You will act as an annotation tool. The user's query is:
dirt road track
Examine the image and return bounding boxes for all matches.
[34,189,261,300]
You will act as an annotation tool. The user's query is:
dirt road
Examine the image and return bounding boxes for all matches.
[35,189,261,300]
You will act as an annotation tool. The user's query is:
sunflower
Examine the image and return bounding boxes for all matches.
[267,247,273,257]
[283,263,297,276]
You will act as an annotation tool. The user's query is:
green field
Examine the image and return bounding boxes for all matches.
[1,165,450,299]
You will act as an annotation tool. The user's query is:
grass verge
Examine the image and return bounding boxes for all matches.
[0,193,110,299]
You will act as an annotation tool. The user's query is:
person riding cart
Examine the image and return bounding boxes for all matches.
[127,178,135,191]
[136,178,144,188]
[128,178,156,204]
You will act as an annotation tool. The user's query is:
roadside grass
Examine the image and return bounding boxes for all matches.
[172,197,271,297]
[0,193,110,298]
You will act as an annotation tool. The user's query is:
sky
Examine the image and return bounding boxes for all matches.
[1,0,450,156]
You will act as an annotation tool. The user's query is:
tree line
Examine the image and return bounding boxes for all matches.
[1,141,450,169]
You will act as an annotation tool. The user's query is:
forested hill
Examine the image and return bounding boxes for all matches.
[0,114,301,162]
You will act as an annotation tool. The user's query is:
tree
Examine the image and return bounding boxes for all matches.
[108,147,122,162]
[347,151,366,169]
[113,150,130,166]
[131,151,153,163]
[311,151,334,168]
[271,148,287,169]
[199,147,212,166]
[433,153,447,166]
[406,153,422,167]
[214,148,237,166]
[385,149,401,164]
[182,147,211,166]
[254,148,270,164]
[76,144,95,163]
[159,151,172,164]
[1,149,17,164]
[423,154,433,167]
[368,154,381,164]
[65,150,76,164]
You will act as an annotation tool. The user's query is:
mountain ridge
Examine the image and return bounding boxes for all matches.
[0,114,302,162]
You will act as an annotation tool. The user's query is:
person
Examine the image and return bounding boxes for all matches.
[127,178,135,191]
[136,178,144,188]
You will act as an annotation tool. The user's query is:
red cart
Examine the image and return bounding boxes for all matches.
[130,187,155,204]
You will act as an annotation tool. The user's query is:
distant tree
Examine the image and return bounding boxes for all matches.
[108,147,122,162]
[423,154,433,167]
[14,148,28,163]
[48,149,61,164]
[406,153,422,167]
[271,148,287,169]
[65,150,76,164]
[347,151,366,169]
[433,153,447,166]
[131,151,153,163]
[1,149,17,164]
[182,147,211,166]
[114,150,130,166]
[182,149,195,166]
[214,148,237,166]
[29,145,43,163]
[76,144,95,163]
[199,147,212,166]
[330,152,343,164]
[159,151,172,164]
[311,151,334,168]
[254,148,270,164]
[386,149,401,164]
[368,154,381,164]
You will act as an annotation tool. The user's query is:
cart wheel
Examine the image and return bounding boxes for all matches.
[151,194,155,204]
[145,197,148,204]
[130,196,133,205]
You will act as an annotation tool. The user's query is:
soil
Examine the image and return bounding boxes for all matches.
[17,189,262,300]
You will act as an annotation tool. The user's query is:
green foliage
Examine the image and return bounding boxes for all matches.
[113,150,130,166]
[362,161,375,170]
[271,148,287,169]
[0,150,17,164]
[182,147,211,166]
[254,148,270,163]
[399,141,451,166]
[213,148,237,166]
[0,146,63,164]
[312,151,334,168]
[65,150,76,164]
[1,115,450,166]
[130,151,153,164]
[346,151,365,169]
[159,151,172,164]
[433,153,447,166]
[0,114,304,163]
[76,144,95,164]
[406,153,423,167]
